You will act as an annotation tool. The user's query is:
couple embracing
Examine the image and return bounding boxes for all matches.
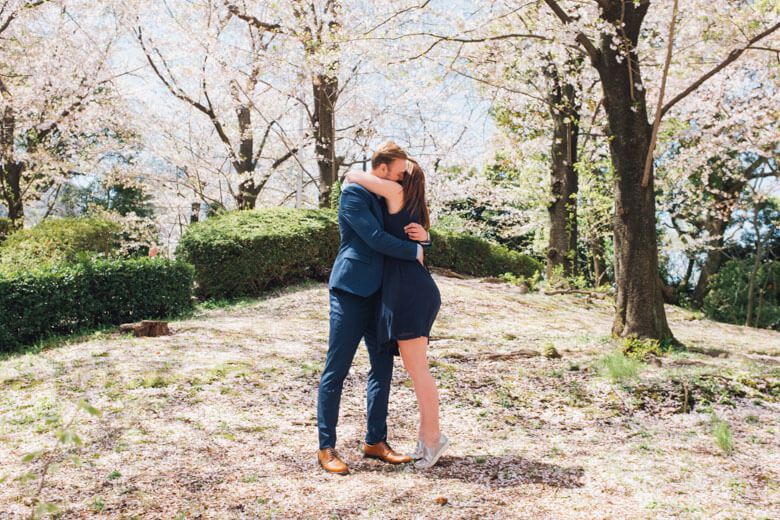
[316,141,448,474]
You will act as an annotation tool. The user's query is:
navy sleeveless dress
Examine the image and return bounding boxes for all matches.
[377,202,441,356]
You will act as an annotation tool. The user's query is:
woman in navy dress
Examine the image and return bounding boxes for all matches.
[345,158,447,469]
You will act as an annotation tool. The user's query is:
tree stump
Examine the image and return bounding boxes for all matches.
[119,320,171,337]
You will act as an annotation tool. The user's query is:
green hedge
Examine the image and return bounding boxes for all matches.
[177,208,541,299]
[0,257,195,350]
[427,229,542,278]
[176,208,340,298]
[0,217,122,273]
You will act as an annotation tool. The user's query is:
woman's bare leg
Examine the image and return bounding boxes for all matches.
[398,337,440,447]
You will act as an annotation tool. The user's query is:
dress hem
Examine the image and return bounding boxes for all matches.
[381,333,430,357]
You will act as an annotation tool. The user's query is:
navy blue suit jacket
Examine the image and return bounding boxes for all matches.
[328,183,418,297]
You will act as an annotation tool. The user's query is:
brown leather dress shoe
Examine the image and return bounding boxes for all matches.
[317,448,349,475]
[362,440,412,464]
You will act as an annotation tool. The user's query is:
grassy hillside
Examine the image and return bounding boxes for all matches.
[1,272,778,518]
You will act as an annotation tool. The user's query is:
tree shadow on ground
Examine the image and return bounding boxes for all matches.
[352,453,584,489]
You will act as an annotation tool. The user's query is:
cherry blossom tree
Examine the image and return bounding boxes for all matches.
[539,0,779,340]
[128,0,302,211]
[657,61,779,306]
[393,0,778,338]
[0,0,134,228]
[219,1,487,208]
[223,0,347,207]
[397,2,613,282]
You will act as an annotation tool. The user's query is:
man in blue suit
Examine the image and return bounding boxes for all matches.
[316,141,431,475]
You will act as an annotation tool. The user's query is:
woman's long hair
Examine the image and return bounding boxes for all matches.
[401,160,430,229]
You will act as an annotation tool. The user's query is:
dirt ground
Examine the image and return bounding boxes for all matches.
[1,274,779,519]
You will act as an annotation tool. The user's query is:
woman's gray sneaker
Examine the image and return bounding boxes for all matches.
[407,438,424,460]
[414,434,449,469]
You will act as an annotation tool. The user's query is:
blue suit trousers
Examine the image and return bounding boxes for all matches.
[317,287,394,449]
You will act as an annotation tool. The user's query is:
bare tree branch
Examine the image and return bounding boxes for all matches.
[135,25,241,168]
[642,0,679,188]
[0,0,50,35]
[541,0,601,64]
[223,1,284,33]
[362,1,431,36]
[660,20,780,118]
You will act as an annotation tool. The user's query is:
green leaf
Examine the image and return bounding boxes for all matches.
[78,399,102,416]
[21,450,44,463]
[56,429,82,446]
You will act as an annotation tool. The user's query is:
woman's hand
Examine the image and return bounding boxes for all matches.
[404,222,429,242]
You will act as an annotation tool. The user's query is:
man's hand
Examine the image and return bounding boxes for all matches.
[404,222,429,242]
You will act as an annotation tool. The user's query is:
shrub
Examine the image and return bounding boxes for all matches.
[0,257,194,351]
[703,258,780,330]
[427,229,542,278]
[622,336,681,360]
[176,208,339,298]
[542,342,562,359]
[499,271,543,291]
[0,217,122,273]
[176,208,542,299]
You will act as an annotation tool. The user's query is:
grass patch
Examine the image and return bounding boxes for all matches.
[429,360,457,381]
[196,296,260,311]
[494,384,527,409]
[2,373,42,390]
[139,372,172,389]
[597,350,643,383]
[711,415,734,455]
[299,361,323,379]
[0,323,124,361]
[188,360,255,386]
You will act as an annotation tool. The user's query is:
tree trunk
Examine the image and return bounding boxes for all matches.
[0,103,23,228]
[236,178,260,210]
[591,235,606,286]
[755,264,772,327]
[234,104,258,210]
[690,156,763,306]
[681,255,694,294]
[745,204,764,327]
[545,66,580,279]
[1,161,24,227]
[595,2,673,340]
[692,218,726,306]
[313,73,339,208]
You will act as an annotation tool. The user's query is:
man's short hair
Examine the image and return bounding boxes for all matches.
[371,141,408,170]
